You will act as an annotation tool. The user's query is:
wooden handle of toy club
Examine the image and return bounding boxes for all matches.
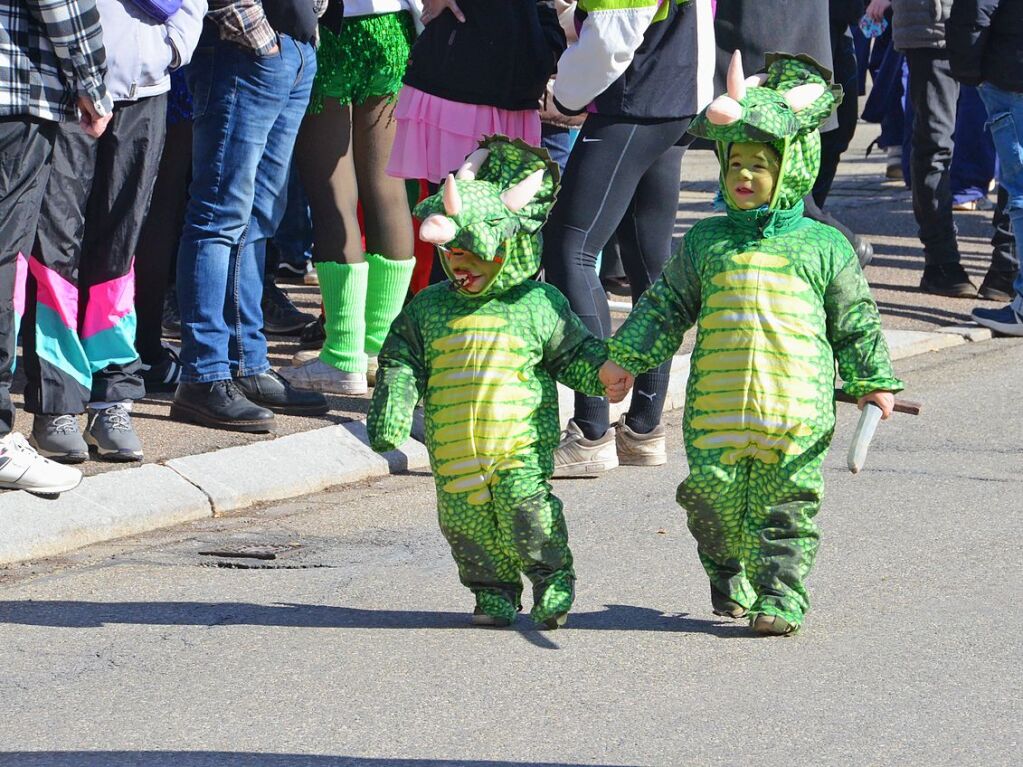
[834,389,922,415]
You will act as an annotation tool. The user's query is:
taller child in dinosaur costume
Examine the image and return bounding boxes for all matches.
[601,52,904,635]
[367,138,606,629]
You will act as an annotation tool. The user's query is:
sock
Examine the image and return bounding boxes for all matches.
[625,366,670,434]
[317,261,368,373]
[364,253,415,357]
[573,393,610,441]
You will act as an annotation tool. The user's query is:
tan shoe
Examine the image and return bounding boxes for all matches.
[553,419,618,477]
[615,414,666,466]
[291,348,319,365]
[367,356,379,387]
[277,358,368,395]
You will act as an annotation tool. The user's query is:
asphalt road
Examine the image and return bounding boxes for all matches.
[1,340,1020,767]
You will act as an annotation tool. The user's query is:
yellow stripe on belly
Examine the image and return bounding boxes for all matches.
[428,368,521,388]
[433,350,528,370]
[447,315,507,330]
[429,384,537,406]
[693,371,820,400]
[700,329,820,358]
[707,290,816,317]
[431,332,526,352]
[690,412,812,437]
[729,251,790,268]
[711,270,811,294]
[701,310,819,338]
[695,350,818,379]
[432,402,537,425]
[693,430,804,456]
[693,391,819,419]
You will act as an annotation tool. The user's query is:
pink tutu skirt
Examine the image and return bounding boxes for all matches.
[387,86,542,183]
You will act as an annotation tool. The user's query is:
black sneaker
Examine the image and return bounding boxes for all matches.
[262,283,315,335]
[170,380,275,433]
[234,369,329,415]
[978,270,1016,302]
[298,315,326,350]
[919,264,977,298]
[276,262,307,284]
[162,287,181,339]
[140,346,182,393]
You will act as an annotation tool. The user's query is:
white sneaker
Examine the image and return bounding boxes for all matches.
[552,419,619,478]
[277,357,368,395]
[291,348,319,365]
[615,414,667,466]
[0,432,83,496]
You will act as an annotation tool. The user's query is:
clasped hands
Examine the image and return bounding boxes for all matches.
[599,360,634,404]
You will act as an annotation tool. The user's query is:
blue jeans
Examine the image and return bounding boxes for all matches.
[979,83,1023,307]
[177,33,316,383]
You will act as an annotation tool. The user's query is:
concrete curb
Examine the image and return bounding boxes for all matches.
[0,326,989,566]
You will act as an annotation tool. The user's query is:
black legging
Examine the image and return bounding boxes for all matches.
[543,114,692,439]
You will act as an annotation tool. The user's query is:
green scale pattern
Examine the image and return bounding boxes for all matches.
[610,55,903,628]
[369,140,605,625]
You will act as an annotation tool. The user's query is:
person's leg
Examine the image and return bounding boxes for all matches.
[905,50,975,296]
[814,34,859,207]
[950,85,997,208]
[352,95,415,362]
[979,186,1019,301]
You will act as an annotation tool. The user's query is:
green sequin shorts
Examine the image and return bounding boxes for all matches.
[309,12,415,113]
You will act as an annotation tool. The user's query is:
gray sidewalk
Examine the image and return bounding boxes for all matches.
[0,120,1007,566]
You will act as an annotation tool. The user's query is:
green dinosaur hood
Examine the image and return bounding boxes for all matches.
[688,53,842,213]
[414,137,559,298]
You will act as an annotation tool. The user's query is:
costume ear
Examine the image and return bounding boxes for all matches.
[726,50,747,101]
[443,174,462,216]
[500,169,545,212]
[706,95,743,125]
[744,73,768,87]
[456,149,490,180]
[420,214,457,244]
[784,83,827,112]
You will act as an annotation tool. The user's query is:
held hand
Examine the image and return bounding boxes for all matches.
[599,361,634,404]
[420,0,465,24]
[865,0,890,22]
[858,391,895,420]
[77,95,111,139]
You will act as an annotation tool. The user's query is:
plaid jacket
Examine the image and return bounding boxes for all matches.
[0,0,112,122]
[208,0,330,56]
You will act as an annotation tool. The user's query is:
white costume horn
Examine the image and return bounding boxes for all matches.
[443,174,462,215]
[726,50,747,101]
[500,169,545,212]
[455,149,490,180]
[744,73,768,88]
[419,214,457,245]
[784,83,826,112]
[706,96,744,125]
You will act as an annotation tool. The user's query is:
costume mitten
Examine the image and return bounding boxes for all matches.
[317,261,368,373]
[364,253,415,357]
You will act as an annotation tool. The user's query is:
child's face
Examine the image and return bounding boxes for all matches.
[444,248,503,293]
[726,142,780,209]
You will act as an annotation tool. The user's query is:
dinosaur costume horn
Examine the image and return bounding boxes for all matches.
[500,169,545,212]
[784,83,827,111]
[456,149,490,180]
[443,174,462,215]
[419,214,456,244]
[726,50,747,101]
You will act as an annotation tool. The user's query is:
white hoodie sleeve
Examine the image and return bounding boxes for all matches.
[552,0,660,112]
[166,0,208,69]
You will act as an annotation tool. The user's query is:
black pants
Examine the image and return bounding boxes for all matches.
[542,114,691,439]
[23,95,166,414]
[905,49,961,266]
[992,185,1018,274]
[0,118,58,435]
[814,33,860,207]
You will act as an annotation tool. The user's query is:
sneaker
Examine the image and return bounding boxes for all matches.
[276,261,316,285]
[601,275,631,297]
[277,358,368,395]
[30,414,88,464]
[304,263,319,286]
[952,197,994,211]
[85,405,143,462]
[615,414,666,466]
[140,345,182,393]
[261,283,316,336]
[885,146,903,181]
[710,584,749,619]
[919,264,977,298]
[162,287,181,339]
[978,270,1016,302]
[298,315,326,350]
[0,432,83,496]
[853,235,873,269]
[366,356,379,387]
[552,419,618,477]
[291,348,319,365]
[971,304,1023,336]
[750,613,798,636]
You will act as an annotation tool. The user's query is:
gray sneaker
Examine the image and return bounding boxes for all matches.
[552,419,618,478]
[85,404,143,462]
[30,414,88,464]
[615,414,667,466]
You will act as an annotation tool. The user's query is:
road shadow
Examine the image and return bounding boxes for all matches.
[0,601,745,638]
[0,753,637,767]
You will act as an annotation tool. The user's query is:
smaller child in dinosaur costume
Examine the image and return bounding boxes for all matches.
[600,52,904,636]
[367,138,607,629]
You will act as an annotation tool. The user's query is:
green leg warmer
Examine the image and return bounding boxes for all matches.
[317,261,368,374]
[364,253,415,358]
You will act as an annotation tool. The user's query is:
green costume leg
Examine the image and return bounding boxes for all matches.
[318,261,368,373]
[491,463,575,625]
[742,437,829,627]
[677,448,758,611]
[364,252,414,358]
[436,489,522,623]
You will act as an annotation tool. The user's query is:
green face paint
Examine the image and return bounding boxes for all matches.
[725,142,780,210]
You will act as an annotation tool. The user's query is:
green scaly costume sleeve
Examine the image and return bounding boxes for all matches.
[824,255,905,398]
[607,240,702,376]
[367,304,427,453]
[539,285,608,396]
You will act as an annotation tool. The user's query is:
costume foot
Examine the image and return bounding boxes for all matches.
[750,613,798,636]
[710,584,749,619]
[539,613,568,630]
[530,575,574,629]
[472,591,518,628]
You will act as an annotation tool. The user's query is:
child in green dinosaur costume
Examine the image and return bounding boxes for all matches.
[367,137,606,630]
[599,52,904,636]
